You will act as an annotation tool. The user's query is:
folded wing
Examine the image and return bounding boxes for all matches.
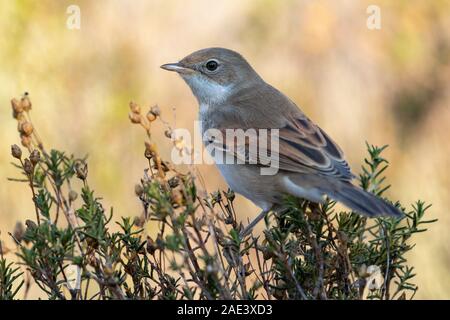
[206,113,354,183]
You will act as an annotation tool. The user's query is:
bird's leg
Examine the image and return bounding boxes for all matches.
[240,205,277,238]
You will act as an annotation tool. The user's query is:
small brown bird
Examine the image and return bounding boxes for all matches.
[161,47,402,234]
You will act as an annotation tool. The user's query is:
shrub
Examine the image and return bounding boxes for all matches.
[0,94,437,300]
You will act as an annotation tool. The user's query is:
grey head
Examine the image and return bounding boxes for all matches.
[161,47,263,105]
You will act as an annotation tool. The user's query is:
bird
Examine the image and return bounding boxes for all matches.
[161,47,402,235]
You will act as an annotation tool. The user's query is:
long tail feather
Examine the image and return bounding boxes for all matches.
[324,182,403,217]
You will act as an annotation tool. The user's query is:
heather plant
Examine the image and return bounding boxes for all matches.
[0,94,436,300]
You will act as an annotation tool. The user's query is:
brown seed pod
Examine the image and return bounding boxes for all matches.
[129,101,140,114]
[68,190,78,202]
[21,135,32,148]
[21,95,32,111]
[128,113,141,124]
[11,98,23,114]
[11,144,22,159]
[261,248,271,260]
[29,149,41,165]
[20,122,34,136]
[133,215,145,228]
[74,160,88,180]
[146,111,156,122]
[23,158,34,175]
[134,184,144,197]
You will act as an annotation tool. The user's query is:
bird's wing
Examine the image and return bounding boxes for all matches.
[274,113,354,181]
[205,104,354,182]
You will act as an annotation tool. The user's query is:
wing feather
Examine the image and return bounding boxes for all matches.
[206,114,354,182]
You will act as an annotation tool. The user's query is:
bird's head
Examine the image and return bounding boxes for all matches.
[161,47,261,105]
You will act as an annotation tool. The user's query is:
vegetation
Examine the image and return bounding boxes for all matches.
[0,94,437,300]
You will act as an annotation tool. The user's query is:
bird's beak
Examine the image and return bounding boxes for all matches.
[160,62,193,75]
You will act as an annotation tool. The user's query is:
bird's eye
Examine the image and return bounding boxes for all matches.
[205,60,219,71]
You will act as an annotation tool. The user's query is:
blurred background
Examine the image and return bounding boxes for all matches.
[0,0,449,299]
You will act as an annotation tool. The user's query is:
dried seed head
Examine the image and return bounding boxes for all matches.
[23,158,34,175]
[11,144,22,159]
[14,112,26,122]
[74,160,88,180]
[262,248,274,261]
[133,215,145,228]
[134,184,144,197]
[29,149,41,165]
[129,101,141,114]
[11,98,24,114]
[146,111,156,122]
[150,105,161,117]
[21,95,32,111]
[20,122,34,136]
[21,135,32,148]
[13,221,25,243]
[68,190,78,202]
[129,112,141,124]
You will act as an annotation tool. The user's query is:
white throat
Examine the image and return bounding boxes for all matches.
[182,74,232,106]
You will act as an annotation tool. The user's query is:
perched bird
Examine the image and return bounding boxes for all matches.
[161,47,402,234]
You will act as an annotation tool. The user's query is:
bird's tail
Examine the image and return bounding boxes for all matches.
[322,182,403,217]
